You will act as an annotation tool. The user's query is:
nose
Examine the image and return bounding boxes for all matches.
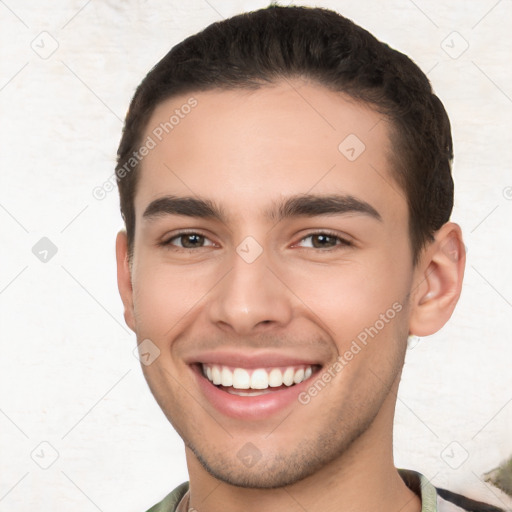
[206,245,294,336]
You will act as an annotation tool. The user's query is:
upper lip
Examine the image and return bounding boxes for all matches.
[185,350,322,369]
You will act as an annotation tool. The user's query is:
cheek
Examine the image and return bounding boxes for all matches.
[131,261,214,338]
[281,258,410,344]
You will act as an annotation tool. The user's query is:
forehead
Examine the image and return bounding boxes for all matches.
[134,80,406,226]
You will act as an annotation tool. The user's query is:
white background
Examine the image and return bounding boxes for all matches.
[1,1,511,511]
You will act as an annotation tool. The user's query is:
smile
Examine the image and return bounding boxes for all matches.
[191,360,322,419]
[201,363,314,394]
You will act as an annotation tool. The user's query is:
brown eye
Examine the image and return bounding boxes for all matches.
[161,232,215,250]
[178,233,205,248]
[310,234,337,248]
[297,232,352,250]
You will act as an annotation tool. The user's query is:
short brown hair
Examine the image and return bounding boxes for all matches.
[116,5,454,264]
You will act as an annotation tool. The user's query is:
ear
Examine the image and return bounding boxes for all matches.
[115,230,136,332]
[408,222,466,337]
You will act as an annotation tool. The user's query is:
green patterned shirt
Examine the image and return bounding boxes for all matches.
[145,469,503,512]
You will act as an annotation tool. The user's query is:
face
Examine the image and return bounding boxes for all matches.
[120,80,417,488]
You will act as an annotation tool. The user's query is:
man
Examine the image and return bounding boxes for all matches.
[114,5,502,512]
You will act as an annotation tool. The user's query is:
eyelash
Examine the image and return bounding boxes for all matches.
[158,230,353,252]
[295,230,353,250]
[159,231,215,252]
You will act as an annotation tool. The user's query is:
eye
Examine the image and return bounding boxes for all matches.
[295,231,353,250]
[160,231,216,250]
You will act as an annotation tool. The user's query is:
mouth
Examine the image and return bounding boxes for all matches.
[201,363,317,396]
[191,361,322,420]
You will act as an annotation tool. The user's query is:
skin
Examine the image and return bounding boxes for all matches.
[116,79,465,512]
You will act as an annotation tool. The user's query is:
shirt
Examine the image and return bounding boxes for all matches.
[144,469,505,512]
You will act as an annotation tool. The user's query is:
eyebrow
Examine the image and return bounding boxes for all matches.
[142,194,382,224]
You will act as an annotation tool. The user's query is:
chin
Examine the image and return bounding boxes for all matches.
[192,448,318,489]
[185,417,372,490]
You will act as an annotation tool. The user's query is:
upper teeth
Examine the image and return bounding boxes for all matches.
[202,364,313,390]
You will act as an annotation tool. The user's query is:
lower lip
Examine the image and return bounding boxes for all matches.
[192,365,318,420]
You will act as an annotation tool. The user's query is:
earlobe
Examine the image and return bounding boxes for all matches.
[409,222,466,337]
[115,230,136,332]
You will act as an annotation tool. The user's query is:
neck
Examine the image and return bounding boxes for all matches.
[184,379,421,512]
